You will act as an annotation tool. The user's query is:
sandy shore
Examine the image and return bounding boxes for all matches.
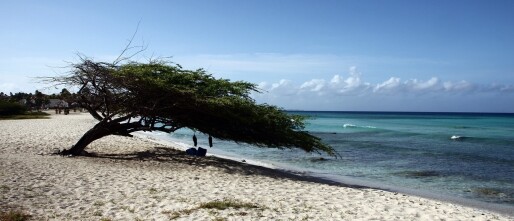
[1,112,513,220]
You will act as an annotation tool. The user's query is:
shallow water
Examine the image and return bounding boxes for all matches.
[148,111,514,207]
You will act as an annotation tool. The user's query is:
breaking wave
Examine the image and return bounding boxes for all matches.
[343,123,377,129]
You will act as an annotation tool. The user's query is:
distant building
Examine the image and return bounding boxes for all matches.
[18,99,27,105]
[48,99,68,108]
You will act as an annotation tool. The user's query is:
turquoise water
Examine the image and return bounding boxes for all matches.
[149,111,514,208]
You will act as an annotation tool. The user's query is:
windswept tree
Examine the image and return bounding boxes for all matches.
[44,56,335,156]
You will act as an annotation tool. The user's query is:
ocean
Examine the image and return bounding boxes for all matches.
[144,111,514,209]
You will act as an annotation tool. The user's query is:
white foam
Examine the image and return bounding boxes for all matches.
[343,123,356,128]
[451,135,462,140]
[343,123,376,129]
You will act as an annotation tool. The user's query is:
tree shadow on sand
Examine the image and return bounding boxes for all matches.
[85,146,364,189]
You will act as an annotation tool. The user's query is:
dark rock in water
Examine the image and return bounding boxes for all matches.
[397,170,440,178]
[310,157,328,162]
[473,188,503,197]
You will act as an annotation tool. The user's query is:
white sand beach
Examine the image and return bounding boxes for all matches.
[1,112,513,220]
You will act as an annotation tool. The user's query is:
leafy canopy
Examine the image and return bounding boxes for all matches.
[47,58,335,156]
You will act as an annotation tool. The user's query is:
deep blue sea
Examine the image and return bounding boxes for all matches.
[146,111,514,209]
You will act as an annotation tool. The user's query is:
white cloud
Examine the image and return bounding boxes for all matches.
[324,66,372,95]
[256,66,514,100]
[160,53,514,112]
[270,79,291,91]
[443,80,475,92]
[407,77,440,91]
[300,79,325,92]
[257,79,298,97]
[498,85,514,92]
[330,75,343,84]
[373,77,446,94]
[374,77,402,93]
[485,83,514,93]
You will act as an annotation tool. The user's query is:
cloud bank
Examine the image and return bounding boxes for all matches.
[255,66,514,99]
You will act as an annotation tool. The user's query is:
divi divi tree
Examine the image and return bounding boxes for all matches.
[45,56,334,156]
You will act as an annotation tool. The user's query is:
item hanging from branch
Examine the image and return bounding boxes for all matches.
[193,134,198,147]
[209,135,213,148]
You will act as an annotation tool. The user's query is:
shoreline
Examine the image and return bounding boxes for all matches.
[1,112,513,220]
[136,131,514,217]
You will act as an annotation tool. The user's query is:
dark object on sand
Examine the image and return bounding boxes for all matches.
[186,148,197,156]
[185,147,207,157]
[197,147,207,156]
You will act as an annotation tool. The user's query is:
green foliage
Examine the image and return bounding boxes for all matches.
[0,185,9,193]
[166,198,261,219]
[7,92,30,103]
[111,62,332,153]
[0,210,31,221]
[198,199,261,210]
[45,57,335,156]
[0,110,50,120]
[0,101,26,116]
[148,188,158,194]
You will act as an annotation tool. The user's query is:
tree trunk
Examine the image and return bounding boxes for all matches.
[60,125,108,155]
[61,121,136,156]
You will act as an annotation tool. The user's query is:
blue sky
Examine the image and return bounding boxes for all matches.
[1,0,514,112]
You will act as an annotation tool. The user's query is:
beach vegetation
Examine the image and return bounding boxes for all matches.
[0,112,50,120]
[0,101,26,116]
[93,201,105,206]
[207,210,219,216]
[236,211,248,216]
[0,185,9,193]
[43,48,335,156]
[0,210,31,221]
[167,198,262,219]
[0,101,50,120]
[301,215,312,221]
[168,211,181,219]
[198,198,261,210]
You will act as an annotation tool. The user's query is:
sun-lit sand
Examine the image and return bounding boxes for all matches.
[1,112,512,220]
